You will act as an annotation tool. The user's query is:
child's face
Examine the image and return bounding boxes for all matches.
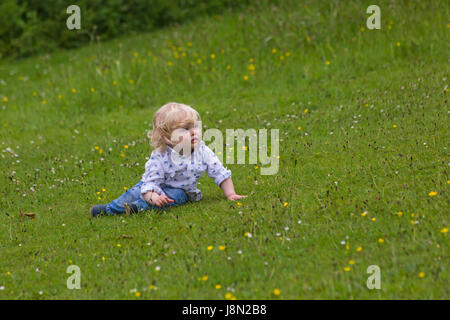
[170,121,201,153]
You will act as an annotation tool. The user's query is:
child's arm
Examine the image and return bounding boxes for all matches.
[220,177,247,201]
[203,144,247,201]
[141,153,174,207]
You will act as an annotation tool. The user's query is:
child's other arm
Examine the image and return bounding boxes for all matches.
[203,145,247,201]
[219,177,247,201]
[141,154,174,206]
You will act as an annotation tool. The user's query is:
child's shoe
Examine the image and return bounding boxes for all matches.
[90,204,107,217]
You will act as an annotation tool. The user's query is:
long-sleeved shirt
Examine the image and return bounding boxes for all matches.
[141,141,231,201]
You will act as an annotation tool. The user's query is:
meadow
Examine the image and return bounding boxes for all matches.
[0,0,448,299]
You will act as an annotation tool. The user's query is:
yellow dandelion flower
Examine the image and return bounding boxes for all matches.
[325,61,330,65]
[102,256,105,262]
[371,217,376,222]
[102,188,106,192]
[306,36,311,42]
[33,91,37,96]
[113,80,117,86]
[120,153,125,157]
[428,191,437,196]
[397,211,403,217]
[3,97,8,102]
[129,79,135,84]
[349,260,355,265]
[297,126,301,130]
[197,58,202,64]
[396,42,401,47]
[248,64,255,71]
[135,292,141,297]
[226,65,231,70]
[7,271,11,276]
[149,285,156,290]
[187,42,193,47]
[96,191,101,195]
[237,202,242,206]
[202,275,208,281]
[42,100,46,105]
[218,245,226,251]
[117,243,121,247]
[124,145,129,149]
[283,202,288,208]
[418,272,425,278]
[215,284,221,289]
[344,266,351,272]
[440,228,448,233]
[356,246,363,252]
[243,75,249,81]
[360,27,365,32]
[167,61,173,66]
[273,289,281,295]
[361,211,368,217]
[378,238,384,244]
[393,124,397,128]
[124,187,128,190]
[97,197,101,200]
[72,88,76,93]
[304,108,309,113]
[271,48,277,53]
[210,54,216,59]
[58,94,62,99]
[225,292,233,299]
[207,245,214,251]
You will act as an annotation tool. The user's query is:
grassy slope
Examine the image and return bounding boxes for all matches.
[0,0,448,299]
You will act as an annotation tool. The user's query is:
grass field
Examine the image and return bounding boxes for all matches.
[0,0,449,299]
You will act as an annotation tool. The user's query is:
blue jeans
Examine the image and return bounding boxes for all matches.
[105,181,188,215]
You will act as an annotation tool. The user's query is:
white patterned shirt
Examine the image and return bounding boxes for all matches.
[141,141,231,201]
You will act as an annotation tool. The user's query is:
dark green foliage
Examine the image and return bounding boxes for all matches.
[0,0,250,59]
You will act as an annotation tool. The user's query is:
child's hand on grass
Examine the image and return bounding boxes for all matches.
[227,194,248,201]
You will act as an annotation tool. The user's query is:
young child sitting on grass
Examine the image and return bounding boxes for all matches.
[90,102,247,217]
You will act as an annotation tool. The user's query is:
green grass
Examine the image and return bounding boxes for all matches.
[0,0,448,299]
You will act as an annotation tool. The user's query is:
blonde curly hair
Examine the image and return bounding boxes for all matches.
[150,102,200,152]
